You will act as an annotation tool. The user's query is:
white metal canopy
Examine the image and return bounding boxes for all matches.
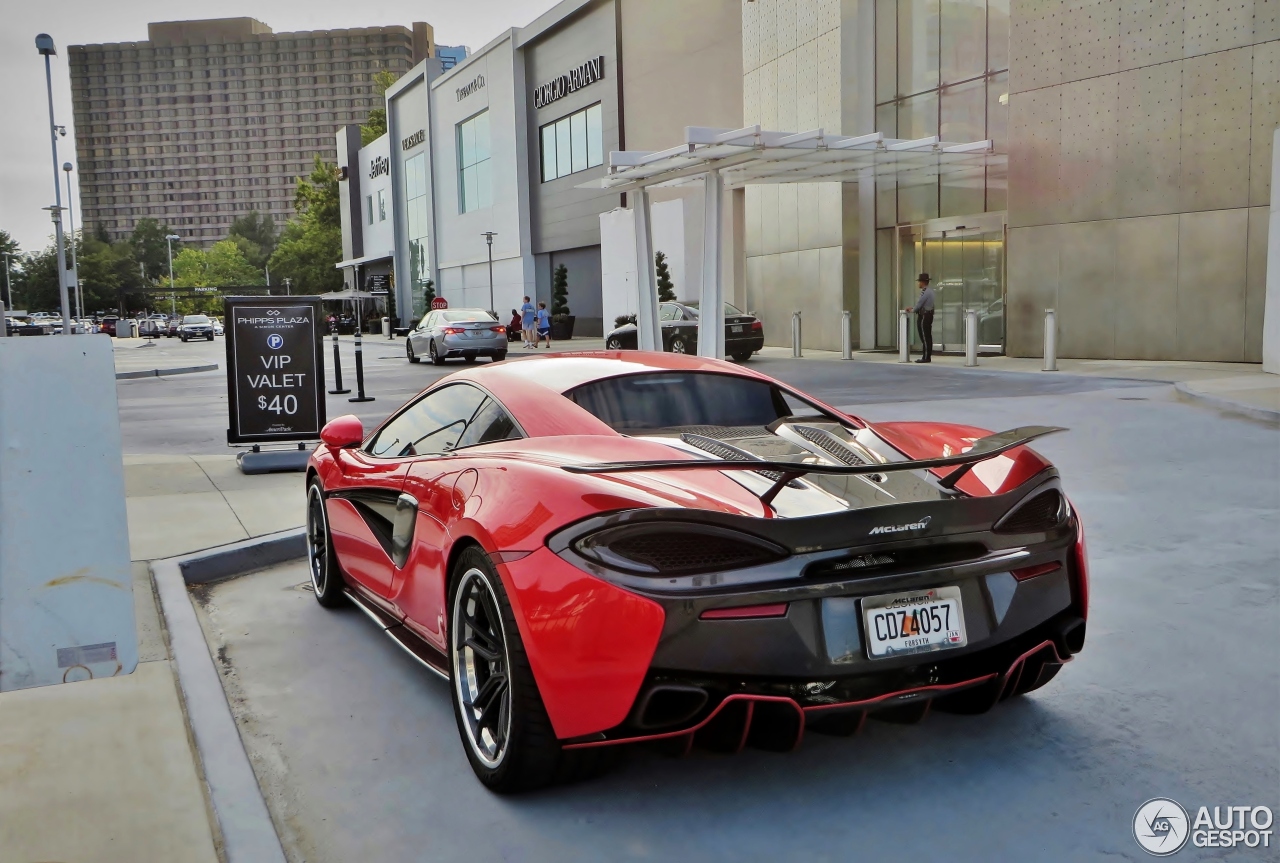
[579,125,1003,357]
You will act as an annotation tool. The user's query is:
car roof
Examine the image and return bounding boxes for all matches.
[453,351,769,395]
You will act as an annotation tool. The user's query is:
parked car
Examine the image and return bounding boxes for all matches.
[99,316,119,337]
[304,352,1087,791]
[165,318,182,338]
[139,318,165,339]
[178,314,215,341]
[604,301,764,361]
[406,308,506,365]
[212,318,224,336]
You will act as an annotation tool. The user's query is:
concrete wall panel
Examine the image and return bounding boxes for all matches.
[797,40,820,130]
[746,254,765,323]
[797,248,824,347]
[818,182,844,248]
[773,251,800,344]
[777,50,799,130]
[798,0,820,46]
[760,61,780,129]
[743,0,762,72]
[778,184,800,251]
[1006,224,1061,356]
[1010,0,1064,92]
[778,0,799,55]
[1057,219,1117,358]
[1245,205,1270,362]
[1250,40,1280,208]
[817,28,842,130]
[760,184,781,255]
[745,186,763,256]
[820,244,844,345]
[1120,0,1186,69]
[1060,75,1118,222]
[1060,0,1120,84]
[798,184,822,250]
[1180,46,1253,213]
[819,0,842,33]
[1182,0,1256,58]
[1258,0,1280,41]
[1113,215,1180,359]
[1176,207,1249,361]
[1008,88,1062,227]
[1115,61,1183,218]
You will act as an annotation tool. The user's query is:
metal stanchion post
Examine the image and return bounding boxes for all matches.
[349,324,375,403]
[841,310,853,360]
[898,309,910,363]
[964,308,978,367]
[1042,309,1058,371]
[791,311,802,358]
[329,328,351,394]
[384,315,392,340]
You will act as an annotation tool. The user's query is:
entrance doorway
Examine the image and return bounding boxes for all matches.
[895,212,1006,353]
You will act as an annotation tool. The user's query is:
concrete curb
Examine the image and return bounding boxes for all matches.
[1173,381,1280,424]
[151,530,306,863]
[116,363,219,380]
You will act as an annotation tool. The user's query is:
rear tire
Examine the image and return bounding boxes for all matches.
[606,336,623,350]
[492,352,507,362]
[731,351,753,362]
[306,480,347,608]
[668,335,688,354]
[207,334,214,341]
[448,546,615,793]
[463,355,477,364]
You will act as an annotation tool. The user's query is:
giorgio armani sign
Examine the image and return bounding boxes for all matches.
[533,56,605,109]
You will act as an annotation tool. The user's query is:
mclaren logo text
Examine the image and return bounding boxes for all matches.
[868,515,932,536]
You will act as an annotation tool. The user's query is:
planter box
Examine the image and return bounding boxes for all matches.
[551,315,576,340]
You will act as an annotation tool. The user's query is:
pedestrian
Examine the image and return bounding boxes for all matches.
[910,273,935,363]
[520,296,536,348]
[507,308,521,342]
[535,301,553,349]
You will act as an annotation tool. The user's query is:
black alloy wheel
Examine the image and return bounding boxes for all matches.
[306,481,347,608]
[668,335,688,354]
[407,339,420,363]
[452,563,513,772]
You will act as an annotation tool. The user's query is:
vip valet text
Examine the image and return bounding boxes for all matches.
[1192,806,1273,849]
[247,354,307,388]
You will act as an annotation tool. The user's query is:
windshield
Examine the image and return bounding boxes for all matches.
[183,315,210,324]
[566,371,832,431]
[682,301,746,319]
[440,310,496,323]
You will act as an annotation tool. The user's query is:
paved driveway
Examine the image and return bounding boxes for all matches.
[191,377,1279,862]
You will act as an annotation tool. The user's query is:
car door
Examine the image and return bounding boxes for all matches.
[409,311,435,354]
[390,385,511,648]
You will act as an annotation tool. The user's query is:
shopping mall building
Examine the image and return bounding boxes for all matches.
[338,0,1278,362]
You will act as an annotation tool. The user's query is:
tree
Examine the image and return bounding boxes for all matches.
[267,156,343,294]
[655,251,676,302]
[361,69,400,146]
[0,230,19,309]
[227,210,277,272]
[423,277,435,306]
[552,263,570,316]
[130,218,179,283]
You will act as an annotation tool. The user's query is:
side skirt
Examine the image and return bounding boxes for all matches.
[344,587,449,682]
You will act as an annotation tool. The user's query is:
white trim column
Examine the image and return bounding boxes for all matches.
[698,169,725,359]
[1264,127,1279,374]
[633,186,661,352]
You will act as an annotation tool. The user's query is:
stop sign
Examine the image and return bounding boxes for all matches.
[430,296,449,310]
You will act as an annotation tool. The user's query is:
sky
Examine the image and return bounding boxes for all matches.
[0,0,553,254]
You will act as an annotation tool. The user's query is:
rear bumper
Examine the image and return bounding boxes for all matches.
[441,336,506,356]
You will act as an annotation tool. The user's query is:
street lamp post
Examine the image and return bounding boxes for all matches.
[63,162,82,325]
[481,231,496,316]
[2,253,13,334]
[165,234,180,317]
[283,278,292,296]
[36,34,72,335]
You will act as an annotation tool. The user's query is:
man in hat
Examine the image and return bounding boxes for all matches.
[910,273,935,363]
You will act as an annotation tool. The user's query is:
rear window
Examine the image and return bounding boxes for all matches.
[566,372,823,431]
[440,310,495,323]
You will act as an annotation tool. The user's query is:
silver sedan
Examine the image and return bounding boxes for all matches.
[406,308,507,365]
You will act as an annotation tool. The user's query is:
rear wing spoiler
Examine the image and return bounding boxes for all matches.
[562,426,1067,504]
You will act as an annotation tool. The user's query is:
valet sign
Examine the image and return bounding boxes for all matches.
[224,296,327,444]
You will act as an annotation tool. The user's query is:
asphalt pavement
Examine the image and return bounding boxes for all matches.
[186,372,1279,862]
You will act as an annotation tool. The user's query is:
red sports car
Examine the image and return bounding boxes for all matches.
[305,352,1088,792]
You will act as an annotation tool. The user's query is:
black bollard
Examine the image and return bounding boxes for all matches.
[329,328,351,394]
[349,325,375,403]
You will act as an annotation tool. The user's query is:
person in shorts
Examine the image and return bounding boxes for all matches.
[535,302,552,348]
[520,296,536,347]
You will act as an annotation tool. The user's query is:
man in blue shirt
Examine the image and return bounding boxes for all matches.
[910,273,935,363]
[520,296,536,348]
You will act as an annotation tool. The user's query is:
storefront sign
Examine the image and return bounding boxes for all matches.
[367,274,391,292]
[224,297,326,444]
[401,128,426,151]
[368,155,389,179]
[533,56,605,109]
[456,75,485,101]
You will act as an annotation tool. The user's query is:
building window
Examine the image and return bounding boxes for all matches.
[540,103,602,182]
[405,152,431,318]
[377,188,387,222]
[366,194,373,224]
[456,110,492,213]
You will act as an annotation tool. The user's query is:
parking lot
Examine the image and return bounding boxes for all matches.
[157,346,1279,862]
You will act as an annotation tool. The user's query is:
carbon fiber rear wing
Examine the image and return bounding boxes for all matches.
[562,425,1067,504]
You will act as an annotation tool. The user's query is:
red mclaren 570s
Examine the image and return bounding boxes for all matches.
[305,351,1088,792]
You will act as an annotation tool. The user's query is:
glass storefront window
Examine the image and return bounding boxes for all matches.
[940,76,985,144]
[876,0,898,102]
[988,0,1009,73]
[405,151,431,318]
[540,103,603,182]
[457,110,492,213]
[897,90,938,140]
[897,0,939,97]
[940,0,986,85]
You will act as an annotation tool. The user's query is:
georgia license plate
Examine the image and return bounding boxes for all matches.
[731,325,744,333]
[862,586,967,659]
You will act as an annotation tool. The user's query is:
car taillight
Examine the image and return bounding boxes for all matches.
[750,320,763,331]
[442,327,464,335]
[571,523,788,576]
[1010,561,1061,581]
[490,326,505,333]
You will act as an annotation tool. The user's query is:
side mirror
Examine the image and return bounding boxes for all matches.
[320,415,364,449]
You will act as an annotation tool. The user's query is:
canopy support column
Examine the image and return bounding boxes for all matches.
[633,186,661,352]
[698,169,725,359]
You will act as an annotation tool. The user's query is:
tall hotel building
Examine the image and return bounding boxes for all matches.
[68,18,447,245]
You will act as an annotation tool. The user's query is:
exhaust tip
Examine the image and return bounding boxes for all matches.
[631,685,709,730]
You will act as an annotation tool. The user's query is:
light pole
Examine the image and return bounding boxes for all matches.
[37,34,72,335]
[165,234,180,317]
[62,162,82,325]
[481,231,496,316]
[283,277,292,296]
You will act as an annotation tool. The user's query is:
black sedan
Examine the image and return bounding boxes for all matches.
[604,301,764,361]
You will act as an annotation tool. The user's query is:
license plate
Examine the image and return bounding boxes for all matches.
[862,586,966,659]
[466,329,481,338]
[731,325,743,333]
